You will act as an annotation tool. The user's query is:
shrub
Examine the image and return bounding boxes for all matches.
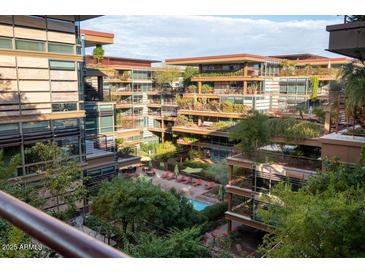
[201,202,228,221]
[222,101,234,112]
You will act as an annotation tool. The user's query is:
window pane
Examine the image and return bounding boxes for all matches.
[15,39,45,52]
[48,43,74,54]
[49,60,75,70]
[52,103,77,112]
[22,121,50,133]
[0,123,20,136]
[53,119,78,130]
[0,37,12,49]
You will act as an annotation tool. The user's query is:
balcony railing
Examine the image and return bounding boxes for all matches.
[233,151,322,171]
[279,67,339,77]
[0,190,129,258]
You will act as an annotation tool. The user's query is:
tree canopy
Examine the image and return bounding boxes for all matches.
[125,226,211,258]
[229,110,270,154]
[258,161,365,257]
[91,176,205,234]
[154,65,181,87]
[93,44,104,63]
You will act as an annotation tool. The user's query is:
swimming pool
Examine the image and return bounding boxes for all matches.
[189,199,210,211]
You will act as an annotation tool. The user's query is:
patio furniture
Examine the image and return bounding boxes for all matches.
[161,171,168,178]
[177,175,186,182]
[192,179,203,187]
[166,172,175,180]
[185,177,192,184]
[205,182,215,190]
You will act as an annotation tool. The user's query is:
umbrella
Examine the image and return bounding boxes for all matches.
[140,156,152,162]
[174,164,179,177]
[182,167,202,174]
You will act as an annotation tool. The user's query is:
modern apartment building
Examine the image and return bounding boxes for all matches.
[165,53,351,160]
[0,16,99,184]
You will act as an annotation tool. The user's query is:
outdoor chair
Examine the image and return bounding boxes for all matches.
[177,175,186,182]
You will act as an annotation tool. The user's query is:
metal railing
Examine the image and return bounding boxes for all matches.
[0,190,129,258]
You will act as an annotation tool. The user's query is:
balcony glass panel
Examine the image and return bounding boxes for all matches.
[0,123,20,136]
[53,118,79,130]
[22,121,50,133]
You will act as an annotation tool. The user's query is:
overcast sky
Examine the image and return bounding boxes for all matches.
[81,15,345,61]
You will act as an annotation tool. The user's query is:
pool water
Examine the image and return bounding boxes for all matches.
[189,199,210,211]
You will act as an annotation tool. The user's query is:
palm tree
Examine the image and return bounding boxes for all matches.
[341,63,365,126]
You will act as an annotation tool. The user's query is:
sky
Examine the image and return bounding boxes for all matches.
[81,15,345,61]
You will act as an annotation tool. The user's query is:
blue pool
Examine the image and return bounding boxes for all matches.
[189,199,210,211]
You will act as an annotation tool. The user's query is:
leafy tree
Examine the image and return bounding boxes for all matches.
[154,65,181,88]
[91,176,180,233]
[0,151,50,257]
[93,44,104,63]
[125,226,211,258]
[25,142,85,213]
[229,110,270,154]
[341,63,365,125]
[182,66,199,87]
[258,161,365,257]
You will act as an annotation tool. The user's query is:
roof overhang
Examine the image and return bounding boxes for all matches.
[166,53,280,66]
[81,29,114,47]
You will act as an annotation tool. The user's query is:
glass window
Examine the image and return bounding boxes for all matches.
[15,39,45,52]
[87,168,101,177]
[0,37,12,49]
[99,116,113,133]
[52,103,77,112]
[55,135,79,156]
[0,123,20,136]
[22,121,50,133]
[102,166,115,175]
[98,104,113,111]
[49,60,75,70]
[53,119,78,130]
[48,43,74,54]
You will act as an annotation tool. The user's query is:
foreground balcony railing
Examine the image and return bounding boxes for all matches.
[0,190,129,258]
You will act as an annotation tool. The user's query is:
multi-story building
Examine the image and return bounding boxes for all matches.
[165,53,351,160]
[84,54,162,146]
[0,16,99,184]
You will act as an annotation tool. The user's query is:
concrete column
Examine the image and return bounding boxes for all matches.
[198,81,202,94]
[324,111,331,133]
[228,164,233,185]
[243,81,247,95]
[243,62,248,76]
[161,117,165,142]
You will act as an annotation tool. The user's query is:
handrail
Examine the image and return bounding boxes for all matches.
[0,190,130,258]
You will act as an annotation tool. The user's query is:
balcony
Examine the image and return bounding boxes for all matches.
[172,120,235,137]
[0,190,129,258]
[326,19,365,60]
[227,151,321,180]
[279,67,340,79]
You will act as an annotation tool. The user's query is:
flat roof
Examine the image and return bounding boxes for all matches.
[165,53,280,65]
[165,52,353,66]
[81,29,114,38]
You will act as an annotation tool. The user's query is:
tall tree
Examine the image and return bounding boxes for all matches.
[93,44,104,64]
[229,110,270,155]
[25,142,85,213]
[154,65,181,88]
[258,161,365,257]
[182,66,199,87]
